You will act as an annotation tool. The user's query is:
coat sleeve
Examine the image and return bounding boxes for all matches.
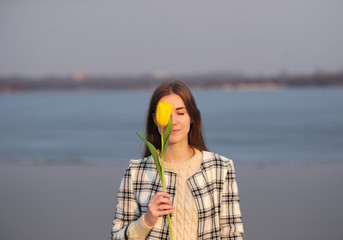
[111,167,140,239]
[220,160,244,239]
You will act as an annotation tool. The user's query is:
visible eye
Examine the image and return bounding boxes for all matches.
[177,112,185,115]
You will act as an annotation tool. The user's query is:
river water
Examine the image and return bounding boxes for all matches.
[1,87,342,164]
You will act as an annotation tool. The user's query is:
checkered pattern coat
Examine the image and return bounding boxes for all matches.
[112,151,243,239]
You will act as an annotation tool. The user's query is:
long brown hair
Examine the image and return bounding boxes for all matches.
[144,80,208,157]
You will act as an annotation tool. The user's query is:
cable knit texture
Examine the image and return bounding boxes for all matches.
[163,148,202,240]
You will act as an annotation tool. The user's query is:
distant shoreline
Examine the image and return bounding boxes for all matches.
[1,71,343,93]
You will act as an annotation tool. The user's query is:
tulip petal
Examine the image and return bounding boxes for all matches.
[156,102,173,127]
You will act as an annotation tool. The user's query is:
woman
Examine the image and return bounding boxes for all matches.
[112,80,243,239]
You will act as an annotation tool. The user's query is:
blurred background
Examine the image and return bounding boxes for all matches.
[1,1,343,240]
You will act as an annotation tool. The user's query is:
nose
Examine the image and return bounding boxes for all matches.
[171,112,177,125]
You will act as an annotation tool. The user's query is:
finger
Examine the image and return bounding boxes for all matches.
[151,192,171,201]
[156,197,173,206]
[158,203,174,211]
[157,208,174,216]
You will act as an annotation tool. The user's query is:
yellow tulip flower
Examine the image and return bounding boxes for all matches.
[137,100,174,239]
[156,102,173,127]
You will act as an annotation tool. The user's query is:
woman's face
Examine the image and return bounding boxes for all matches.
[155,93,191,147]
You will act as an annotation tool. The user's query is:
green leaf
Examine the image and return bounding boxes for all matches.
[137,132,173,239]
[161,117,173,161]
[136,132,163,177]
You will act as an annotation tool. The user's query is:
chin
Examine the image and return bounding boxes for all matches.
[168,136,188,146]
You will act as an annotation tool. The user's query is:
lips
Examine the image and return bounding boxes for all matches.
[171,129,180,134]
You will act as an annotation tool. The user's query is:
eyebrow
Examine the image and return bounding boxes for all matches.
[176,107,186,110]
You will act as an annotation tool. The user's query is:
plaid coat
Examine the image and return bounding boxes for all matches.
[112,151,243,239]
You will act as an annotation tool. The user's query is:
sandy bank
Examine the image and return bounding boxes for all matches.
[0,163,342,240]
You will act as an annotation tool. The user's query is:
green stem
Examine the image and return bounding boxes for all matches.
[160,165,166,192]
[167,214,174,239]
[160,128,174,240]
[161,127,164,161]
[160,165,174,240]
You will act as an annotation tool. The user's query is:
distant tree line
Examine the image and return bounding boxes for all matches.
[0,71,343,93]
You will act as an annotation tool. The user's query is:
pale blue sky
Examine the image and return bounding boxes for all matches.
[1,0,342,77]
